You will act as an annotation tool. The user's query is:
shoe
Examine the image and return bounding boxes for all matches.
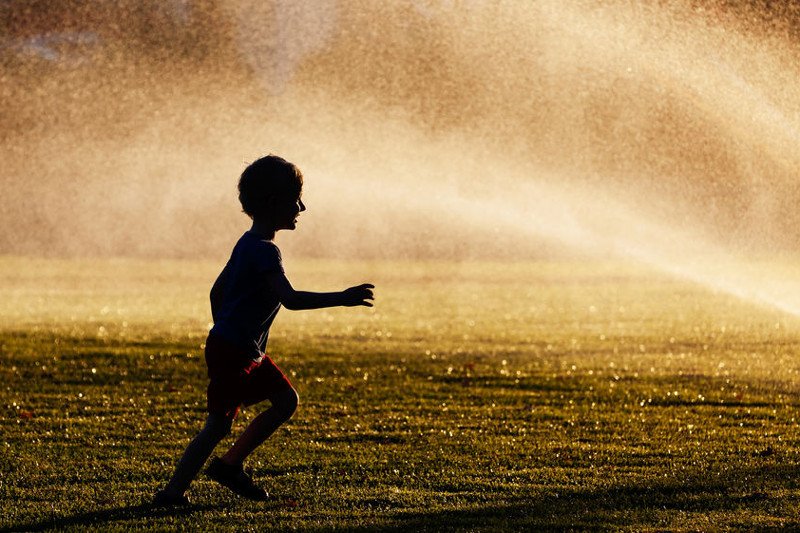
[152,489,191,507]
[205,457,269,501]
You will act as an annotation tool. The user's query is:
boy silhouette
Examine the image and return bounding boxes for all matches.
[154,155,374,504]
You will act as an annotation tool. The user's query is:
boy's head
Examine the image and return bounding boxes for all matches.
[238,155,304,227]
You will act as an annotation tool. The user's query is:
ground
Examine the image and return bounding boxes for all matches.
[2,256,800,531]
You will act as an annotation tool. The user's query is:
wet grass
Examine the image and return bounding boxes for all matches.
[3,256,800,531]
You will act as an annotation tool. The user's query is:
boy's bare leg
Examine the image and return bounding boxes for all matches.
[162,413,234,496]
[220,388,299,466]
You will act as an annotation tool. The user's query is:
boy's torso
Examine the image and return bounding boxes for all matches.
[210,232,283,357]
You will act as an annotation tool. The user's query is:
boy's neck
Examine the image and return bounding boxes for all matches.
[249,219,276,240]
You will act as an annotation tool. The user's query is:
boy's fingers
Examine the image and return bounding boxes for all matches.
[361,283,375,289]
[362,301,374,307]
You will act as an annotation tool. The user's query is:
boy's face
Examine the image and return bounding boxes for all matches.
[271,192,306,231]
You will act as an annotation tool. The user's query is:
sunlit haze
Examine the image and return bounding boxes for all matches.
[3,0,800,314]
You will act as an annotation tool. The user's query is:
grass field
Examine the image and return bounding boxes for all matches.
[3,255,800,531]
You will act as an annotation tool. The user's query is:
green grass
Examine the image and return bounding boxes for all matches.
[3,255,800,531]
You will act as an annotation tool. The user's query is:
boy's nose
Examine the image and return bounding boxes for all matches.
[299,200,306,212]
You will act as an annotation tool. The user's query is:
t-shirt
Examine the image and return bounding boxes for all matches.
[209,231,284,358]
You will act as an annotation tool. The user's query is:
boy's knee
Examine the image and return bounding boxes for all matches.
[275,387,299,420]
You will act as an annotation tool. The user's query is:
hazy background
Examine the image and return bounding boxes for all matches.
[2,0,800,264]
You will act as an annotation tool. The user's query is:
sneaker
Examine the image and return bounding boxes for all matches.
[205,457,269,501]
[152,489,191,507]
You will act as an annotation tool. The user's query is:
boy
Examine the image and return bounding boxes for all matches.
[154,155,374,505]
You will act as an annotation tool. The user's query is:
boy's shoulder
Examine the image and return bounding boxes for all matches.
[235,232,283,273]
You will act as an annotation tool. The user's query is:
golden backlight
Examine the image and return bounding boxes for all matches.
[3,1,800,314]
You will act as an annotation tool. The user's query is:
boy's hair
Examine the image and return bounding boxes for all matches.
[238,155,303,218]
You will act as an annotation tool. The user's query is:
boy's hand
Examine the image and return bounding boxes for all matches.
[342,283,375,307]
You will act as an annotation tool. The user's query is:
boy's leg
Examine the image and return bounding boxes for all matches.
[161,412,234,497]
[220,387,299,466]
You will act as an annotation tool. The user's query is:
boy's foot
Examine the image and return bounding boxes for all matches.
[152,489,191,507]
[205,457,269,501]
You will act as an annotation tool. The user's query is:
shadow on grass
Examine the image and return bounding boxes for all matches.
[1,502,223,532]
[5,463,799,531]
[341,463,800,531]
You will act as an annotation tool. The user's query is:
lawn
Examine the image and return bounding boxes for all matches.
[2,255,800,531]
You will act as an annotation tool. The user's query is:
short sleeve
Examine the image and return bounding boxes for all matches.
[252,240,284,275]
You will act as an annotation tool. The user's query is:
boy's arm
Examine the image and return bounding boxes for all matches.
[266,271,374,310]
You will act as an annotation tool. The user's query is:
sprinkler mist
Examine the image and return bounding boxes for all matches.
[2,0,800,316]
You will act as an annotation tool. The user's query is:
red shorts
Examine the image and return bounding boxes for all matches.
[205,333,294,418]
